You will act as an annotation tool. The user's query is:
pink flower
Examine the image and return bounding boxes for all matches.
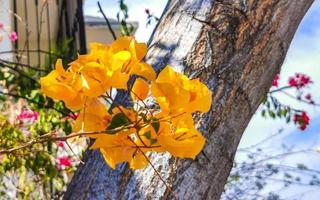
[272,74,280,87]
[288,73,312,89]
[293,111,310,131]
[57,141,65,148]
[56,156,72,169]
[17,109,39,122]
[0,23,4,29]
[9,31,18,42]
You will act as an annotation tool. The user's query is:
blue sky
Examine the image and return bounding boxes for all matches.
[84,1,320,198]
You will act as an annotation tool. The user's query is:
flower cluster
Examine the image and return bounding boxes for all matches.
[56,156,73,170]
[17,109,39,122]
[293,111,310,130]
[288,73,312,89]
[40,36,212,169]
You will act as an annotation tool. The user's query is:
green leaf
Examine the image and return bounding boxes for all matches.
[150,138,157,145]
[151,120,160,133]
[282,109,288,117]
[107,113,130,133]
[143,131,151,139]
[268,110,275,119]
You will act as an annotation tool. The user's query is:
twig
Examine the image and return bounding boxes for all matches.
[269,85,294,94]
[0,91,69,116]
[0,124,138,155]
[97,1,117,40]
[278,90,320,107]
[0,61,38,83]
[127,137,179,200]
[65,140,84,164]
[0,49,66,58]
[0,58,48,72]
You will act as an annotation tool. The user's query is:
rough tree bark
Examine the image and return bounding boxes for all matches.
[64,0,314,199]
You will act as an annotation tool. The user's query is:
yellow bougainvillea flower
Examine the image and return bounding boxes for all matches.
[73,98,111,136]
[40,59,78,106]
[151,66,212,114]
[135,124,164,152]
[68,61,110,98]
[40,37,156,110]
[40,37,213,170]
[129,151,149,169]
[91,133,149,169]
[187,78,212,113]
[41,59,104,110]
[131,78,149,101]
[109,36,156,81]
[158,114,205,159]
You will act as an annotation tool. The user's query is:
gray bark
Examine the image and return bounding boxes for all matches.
[64,0,314,199]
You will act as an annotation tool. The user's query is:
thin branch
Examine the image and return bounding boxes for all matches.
[97,1,117,40]
[0,49,66,59]
[269,85,294,94]
[0,124,137,155]
[127,137,179,200]
[65,140,84,164]
[0,61,38,83]
[278,90,320,107]
[0,91,69,116]
[0,58,48,72]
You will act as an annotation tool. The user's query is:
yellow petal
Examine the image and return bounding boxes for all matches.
[72,99,110,133]
[187,79,212,113]
[73,113,106,134]
[55,59,65,75]
[129,151,149,169]
[130,62,156,80]
[131,78,149,101]
[159,128,205,159]
[108,71,130,90]
[111,51,131,71]
[129,39,147,61]
[100,146,135,169]
[64,92,86,110]
[110,36,132,52]
[151,81,190,113]
[90,134,123,149]
[40,71,77,103]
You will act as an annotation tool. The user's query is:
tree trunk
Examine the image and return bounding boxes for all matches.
[64,0,314,199]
